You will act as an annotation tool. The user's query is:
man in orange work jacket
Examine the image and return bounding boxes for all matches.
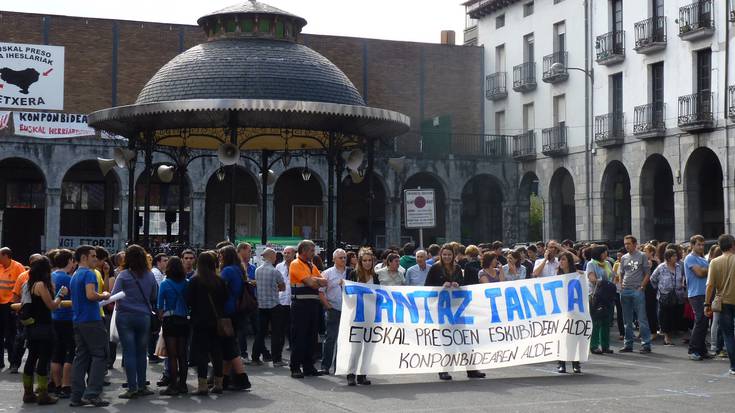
[288,240,327,379]
[0,247,25,369]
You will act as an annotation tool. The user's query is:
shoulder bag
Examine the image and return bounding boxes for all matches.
[711,255,733,313]
[132,273,161,333]
[208,291,234,337]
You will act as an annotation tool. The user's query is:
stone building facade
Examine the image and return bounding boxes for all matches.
[0,9,520,262]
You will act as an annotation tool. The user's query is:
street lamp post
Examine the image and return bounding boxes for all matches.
[550,62,594,241]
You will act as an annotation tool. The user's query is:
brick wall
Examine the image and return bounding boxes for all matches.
[0,11,483,134]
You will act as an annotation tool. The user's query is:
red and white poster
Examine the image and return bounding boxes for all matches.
[13,111,96,139]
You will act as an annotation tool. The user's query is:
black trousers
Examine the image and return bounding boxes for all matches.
[0,303,16,366]
[645,284,659,334]
[289,299,320,372]
[252,308,274,361]
[271,305,289,363]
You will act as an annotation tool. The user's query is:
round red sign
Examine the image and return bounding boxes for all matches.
[414,196,426,208]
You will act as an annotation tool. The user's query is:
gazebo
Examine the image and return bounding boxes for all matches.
[88,0,410,257]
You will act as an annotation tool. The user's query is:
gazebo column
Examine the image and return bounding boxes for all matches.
[326,132,336,263]
[142,134,153,249]
[260,150,270,246]
[366,140,375,246]
[190,191,206,249]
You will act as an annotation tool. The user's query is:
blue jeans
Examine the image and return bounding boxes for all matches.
[688,295,708,355]
[116,312,150,391]
[321,308,341,372]
[621,289,651,349]
[719,304,735,370]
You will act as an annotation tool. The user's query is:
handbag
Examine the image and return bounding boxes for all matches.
[208,292,234,337]
[132,274,161,333]
[237,279,258,315]
[711,255,733,313]
[109,306,120,344]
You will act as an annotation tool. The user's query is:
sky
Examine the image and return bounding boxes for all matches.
[1,0,468,44]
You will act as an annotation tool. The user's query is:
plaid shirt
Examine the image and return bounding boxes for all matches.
[255,261,283,309]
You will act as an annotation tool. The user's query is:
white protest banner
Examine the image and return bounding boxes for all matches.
[0,42,64,110]
[13,111,96,139]
[335,273,591,375]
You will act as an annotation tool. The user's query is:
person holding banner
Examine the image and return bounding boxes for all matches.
[425,244,485,380]
[289,240,328,379]
[344,247,374,386]
[557,251,583,374]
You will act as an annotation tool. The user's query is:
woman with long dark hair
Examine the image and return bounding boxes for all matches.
[111,244,158,399]
[217,245,250,390]
[157,257,189,395]
[425,244,485,380]
[22,256,68,405]
[557,252,583,374]
[187,252,227,395]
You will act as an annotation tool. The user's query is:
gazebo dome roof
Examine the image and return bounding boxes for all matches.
[135,38,366,107]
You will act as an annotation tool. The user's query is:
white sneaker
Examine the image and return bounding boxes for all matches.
[728,369,735,376]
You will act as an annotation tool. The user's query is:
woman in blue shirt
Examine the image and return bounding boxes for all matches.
[111,245,158,399]
[157,257,189,395]
[50,249,76,399]
[217,245,250,391]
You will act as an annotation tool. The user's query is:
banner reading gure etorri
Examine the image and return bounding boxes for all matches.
[335,273,592,375]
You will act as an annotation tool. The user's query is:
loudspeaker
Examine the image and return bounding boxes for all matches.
[97,158,116,176]
[217,143,240,165]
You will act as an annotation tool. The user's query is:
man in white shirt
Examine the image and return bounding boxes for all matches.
[406,250,431,286]
[533,240,561,277]
[318,249,347,374]
[273,246,295,367]
[152,253,168,285]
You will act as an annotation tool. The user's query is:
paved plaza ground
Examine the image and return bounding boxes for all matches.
[0,332,732,413]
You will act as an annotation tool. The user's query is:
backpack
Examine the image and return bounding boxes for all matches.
[19,282,36,326]
[237,276,258,315]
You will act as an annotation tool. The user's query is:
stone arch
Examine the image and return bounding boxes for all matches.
[0,157,47,262]
[273,168,325,240]
[639,154,675,242]
[339,172,387,246]
[684,147,724,239]
[204,165,260,246]
[60,160,121,239]
[402,172,447,245]
[600,161,631,242]
[549,167,576,241]
[134,162,193,244]
[518,171,542,242]
[460,174,503,244]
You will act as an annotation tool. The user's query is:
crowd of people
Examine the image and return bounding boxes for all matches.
[0,231,734,407]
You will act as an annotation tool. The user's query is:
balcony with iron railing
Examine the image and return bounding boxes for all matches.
[486,72,508,101]
[731,0,735,22]
[678,91,714,131]
[596,31,625,65]
[679,0,714,41]
[542,51,568,84]
[594,112,625,147]
[513,62,537,93]
[728,85,735,119]
[464,25,479,46]
[512,130,536,161]
[634,16,667,54]
[393,131,514,160]
[541,126,567,157]
[633,102,667,139]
